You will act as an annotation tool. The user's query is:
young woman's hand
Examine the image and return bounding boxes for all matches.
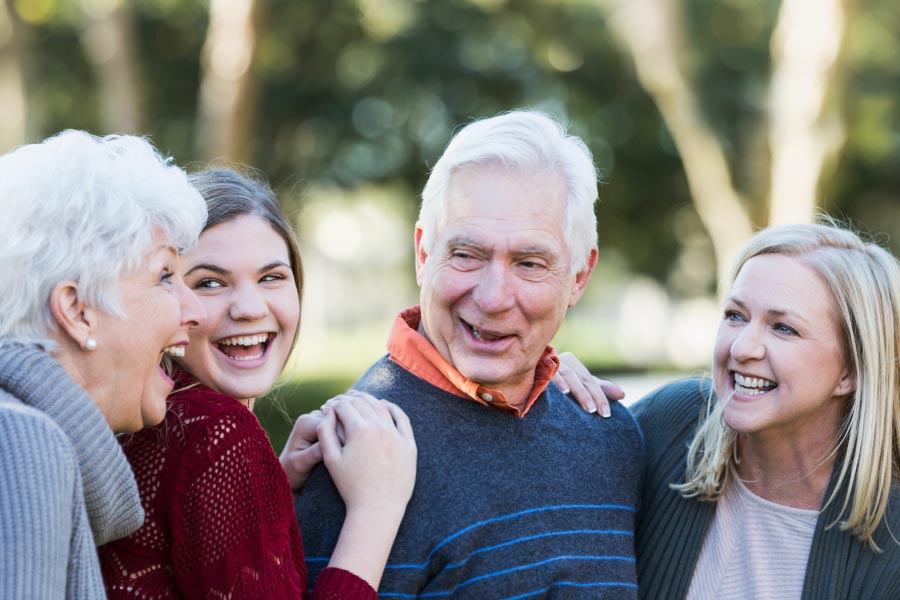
[318,390,416,515]
[317,390,417,590]
[553,352,625,418]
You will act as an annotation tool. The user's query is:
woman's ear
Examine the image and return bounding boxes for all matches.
[835,369,856,398]
[49,280,98,350]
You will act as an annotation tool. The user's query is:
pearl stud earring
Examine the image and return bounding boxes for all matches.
[84,338,97,351]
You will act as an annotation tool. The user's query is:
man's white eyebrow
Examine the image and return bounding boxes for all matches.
[445,234,483,249]
[516,246,555,257]
[444,236,557,258]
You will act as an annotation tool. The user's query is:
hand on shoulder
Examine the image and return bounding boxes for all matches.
[318,390,417,518]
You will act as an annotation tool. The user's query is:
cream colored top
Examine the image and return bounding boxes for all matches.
[686,472,818,600]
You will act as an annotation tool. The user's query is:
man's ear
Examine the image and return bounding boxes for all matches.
[567,248,598,308]
[414,224,428,287]
[49,280,98,350]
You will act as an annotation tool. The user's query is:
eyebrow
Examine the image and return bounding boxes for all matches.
[260,261,292,273]
[184,263,230,277]
[445,235,482,250]
[729,298,813,327]
[184,261,291,278]
[445,236,557,258]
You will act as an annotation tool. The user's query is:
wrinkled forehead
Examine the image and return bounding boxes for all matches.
[437,164,568,235]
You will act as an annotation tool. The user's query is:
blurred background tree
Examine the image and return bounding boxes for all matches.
[9,0,900,446]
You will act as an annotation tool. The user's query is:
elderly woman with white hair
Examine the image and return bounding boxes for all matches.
[0,130,207,598]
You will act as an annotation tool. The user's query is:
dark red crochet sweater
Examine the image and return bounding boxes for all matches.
[98,372,375,599]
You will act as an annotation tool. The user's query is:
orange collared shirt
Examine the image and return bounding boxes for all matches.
[386,306,560,417]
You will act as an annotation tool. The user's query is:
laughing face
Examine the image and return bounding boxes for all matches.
[177,215,300,403]
[713,253,855,440]
[415,164,596,403]
[86,229,205,432]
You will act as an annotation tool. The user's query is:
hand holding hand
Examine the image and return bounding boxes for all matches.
[318,390,417,589]
[553,351,625,418]
[318,390,417,518]
[279,410,324,492]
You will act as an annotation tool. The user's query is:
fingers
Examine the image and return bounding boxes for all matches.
[556,351,625,418]
[564,367,603,415]
[317,407,342,464]
[382,401,415,444]
[598,379,625,402]
[284,411,322,450]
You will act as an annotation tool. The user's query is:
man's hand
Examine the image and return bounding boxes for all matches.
[553,351,625,417]
[280,409,325,492]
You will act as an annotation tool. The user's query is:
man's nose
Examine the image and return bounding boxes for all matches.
[472,262,516,315]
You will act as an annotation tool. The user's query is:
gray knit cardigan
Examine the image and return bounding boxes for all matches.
[0,343,144,599]
[632,378,900,600]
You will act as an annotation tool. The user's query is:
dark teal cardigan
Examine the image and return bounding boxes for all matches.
[631,378,900,600]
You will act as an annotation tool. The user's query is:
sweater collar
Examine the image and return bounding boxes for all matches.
[0,343,144,545]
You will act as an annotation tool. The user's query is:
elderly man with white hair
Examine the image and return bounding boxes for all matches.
[290,110,643,599]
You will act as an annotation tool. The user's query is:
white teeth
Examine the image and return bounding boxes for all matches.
[218,333,269,347]
[471,326,483,341]
[734,372,777,395]
[163,345,184,358]
[231,350,265,361]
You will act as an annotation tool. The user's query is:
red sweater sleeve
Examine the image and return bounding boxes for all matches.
[310,567,377,600]
[100,379,377,600]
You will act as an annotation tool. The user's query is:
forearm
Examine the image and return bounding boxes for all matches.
[326,504,406,590]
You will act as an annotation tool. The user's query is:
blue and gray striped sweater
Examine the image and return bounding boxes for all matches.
[296,355,643,599]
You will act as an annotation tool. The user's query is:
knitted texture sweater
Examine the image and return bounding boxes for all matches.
[297,355,643,599]
[0,343,144,599]
[632,378,900,600]
[99,371,376,599]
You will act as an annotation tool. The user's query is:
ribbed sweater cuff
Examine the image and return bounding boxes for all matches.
[312,567,377,600]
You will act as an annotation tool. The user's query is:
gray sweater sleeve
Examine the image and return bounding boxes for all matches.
[0,404,106,599]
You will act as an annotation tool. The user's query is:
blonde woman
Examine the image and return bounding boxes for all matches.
[632,221,900,599]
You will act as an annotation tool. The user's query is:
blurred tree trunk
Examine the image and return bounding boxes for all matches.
[195,0,264,163]
[0,0,27,151]
[80,1,143,134]
[600,0,754,287]
[601,0,854,285]
[767,0,852,225]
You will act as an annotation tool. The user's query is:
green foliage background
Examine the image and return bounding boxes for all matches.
[13,0,900,448]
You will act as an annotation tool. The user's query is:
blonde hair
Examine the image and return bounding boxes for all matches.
[676,219,900,551]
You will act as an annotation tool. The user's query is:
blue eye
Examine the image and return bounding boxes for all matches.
[260,274,285,283]
[161,271,174,287]
[724,310,744,322]
[774,323,798,335]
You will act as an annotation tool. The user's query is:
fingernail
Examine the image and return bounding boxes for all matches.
[602,409,611,418]
[561,388,570,395]
[587,405,597,414]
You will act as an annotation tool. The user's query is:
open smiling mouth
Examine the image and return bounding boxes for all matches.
[733,372,778,396]
[162,345,184,358]
[463,320,510,342]
[216,333,273,362]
